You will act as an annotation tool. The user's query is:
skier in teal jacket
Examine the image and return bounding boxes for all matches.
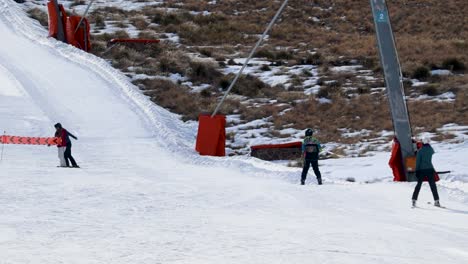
[301,128,322,185]
[412,137,440,207]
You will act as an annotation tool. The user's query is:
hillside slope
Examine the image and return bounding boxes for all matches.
[0,1,467,263]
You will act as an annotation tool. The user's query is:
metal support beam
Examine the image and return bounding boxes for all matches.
[370,0,415,181]
[51,0,66,42]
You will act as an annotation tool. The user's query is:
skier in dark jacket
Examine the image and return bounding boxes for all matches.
[54,123,79,168]
[412,137,440,207]
[301,128,322,185]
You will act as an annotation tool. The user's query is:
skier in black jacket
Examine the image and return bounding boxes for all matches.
[54,123,79,168]
[301,128,322,185]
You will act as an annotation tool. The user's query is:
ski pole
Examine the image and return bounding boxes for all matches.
[437,171,451,175]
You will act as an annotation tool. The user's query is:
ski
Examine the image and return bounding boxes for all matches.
[427,202,446,209]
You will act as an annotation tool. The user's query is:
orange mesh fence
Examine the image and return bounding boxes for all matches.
[1,135,61,146]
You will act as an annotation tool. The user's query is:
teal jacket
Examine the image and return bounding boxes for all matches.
[302,136,322,160]
[416,144,435,171]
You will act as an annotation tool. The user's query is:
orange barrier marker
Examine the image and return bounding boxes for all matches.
[1,135,61,146]
[66,16,91,52]
[195,114,226,156]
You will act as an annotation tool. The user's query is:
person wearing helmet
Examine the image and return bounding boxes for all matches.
[54,123,79,168]
[412,136,440,207]
[301,128,322,185]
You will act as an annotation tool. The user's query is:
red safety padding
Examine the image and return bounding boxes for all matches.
[195,114,226,156]
[47,1,59,38]
[66,16,91,52]
[251,142,301,150]
[47,2,68,42]
[389,138,405,181]
[109,39,160,44]
[1,135,62,146]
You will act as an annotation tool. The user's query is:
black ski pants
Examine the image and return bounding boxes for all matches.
[64,143,78,167]
[301,159,321,183]
[412,169,439,201]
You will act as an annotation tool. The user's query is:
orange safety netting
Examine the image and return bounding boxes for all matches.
[1,135,61,146]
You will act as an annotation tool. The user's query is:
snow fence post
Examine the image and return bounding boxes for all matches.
[1,131,5,163]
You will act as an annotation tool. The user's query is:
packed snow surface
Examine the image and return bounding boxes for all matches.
[0,1,467,263]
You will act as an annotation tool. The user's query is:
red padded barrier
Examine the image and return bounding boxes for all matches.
[109,39,160,44]
[389,138,405,181]
[389,138,440,182]
[47,1,59,38]
[66,16,91,52]
[195,114,226,156]
[251,141,301,150]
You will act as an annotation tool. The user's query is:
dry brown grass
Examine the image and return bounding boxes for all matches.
[36,0,467,146]
[27,8,48,27]
[241,104,288,122]
[135,79,214,121]
[219,74,273,97]
[273,94,393,143]
[272,88,467,144]
[174,0,467,76]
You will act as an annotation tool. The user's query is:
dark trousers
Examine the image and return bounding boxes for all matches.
[412,169,439,201]
[64,143,78,167]
[301,159,321,183]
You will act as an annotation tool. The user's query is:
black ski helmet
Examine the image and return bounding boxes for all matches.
[305,128,314,136]
[54,123,62,129]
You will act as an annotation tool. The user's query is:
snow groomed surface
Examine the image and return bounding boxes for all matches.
[0,1,467,263]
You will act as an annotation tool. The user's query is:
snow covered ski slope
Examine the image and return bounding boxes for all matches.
[0,1,467,263]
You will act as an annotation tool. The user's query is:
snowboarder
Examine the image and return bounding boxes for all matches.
[412,137,440,207]
[301,128,322,185]
[54,123,79,168]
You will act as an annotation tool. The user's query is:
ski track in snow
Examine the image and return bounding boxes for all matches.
[0,1,467,263]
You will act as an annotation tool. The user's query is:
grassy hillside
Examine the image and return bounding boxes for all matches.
[25,0,467,157]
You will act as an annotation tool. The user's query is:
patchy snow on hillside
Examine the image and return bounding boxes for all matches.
[223,58,319,88]
[1,2,467,263]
